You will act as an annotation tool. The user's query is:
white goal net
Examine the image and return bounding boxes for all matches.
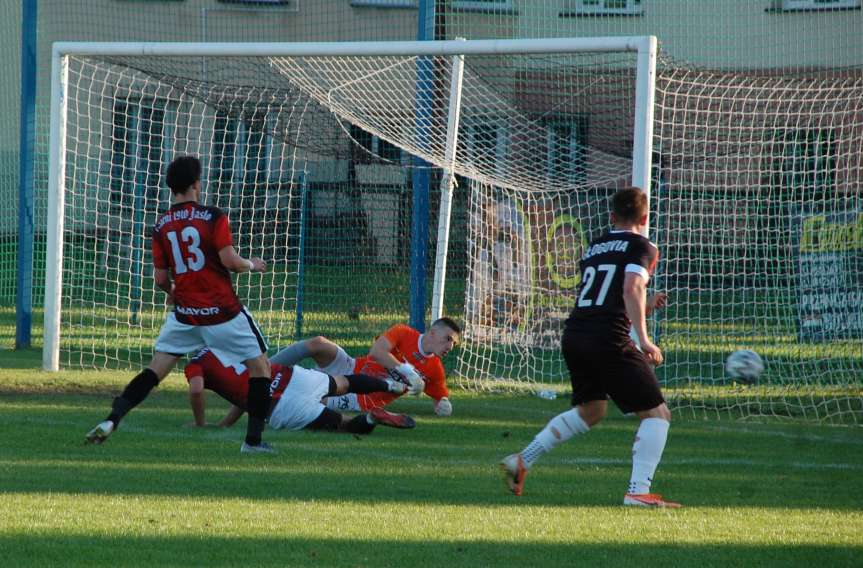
[45,38,862,424]
[44,38,654,374]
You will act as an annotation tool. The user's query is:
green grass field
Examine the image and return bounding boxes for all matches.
[1,348,861,567]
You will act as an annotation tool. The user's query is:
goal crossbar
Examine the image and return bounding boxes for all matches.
[51,37,655,58]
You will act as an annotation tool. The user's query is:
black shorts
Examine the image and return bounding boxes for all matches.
[561,329,665,414]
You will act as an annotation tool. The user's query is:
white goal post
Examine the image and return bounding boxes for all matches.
[43,36,657,372]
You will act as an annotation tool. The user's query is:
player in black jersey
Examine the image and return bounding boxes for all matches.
[501,187,680,508]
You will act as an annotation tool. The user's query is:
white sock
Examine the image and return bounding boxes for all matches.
[521,408,590,468]
[324,394,361,412]
[628,417,670,495]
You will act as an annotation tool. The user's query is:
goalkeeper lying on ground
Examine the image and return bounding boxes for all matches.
[185,348,417,434]
[271,318,461,418]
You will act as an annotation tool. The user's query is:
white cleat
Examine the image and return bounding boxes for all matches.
[85,420,115,445]
[385,379,409,395]
[240,441,277,454]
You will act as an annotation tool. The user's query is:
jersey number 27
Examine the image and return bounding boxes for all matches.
[577,264,616,307]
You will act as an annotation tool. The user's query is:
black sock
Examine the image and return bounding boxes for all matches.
[326,375,338,397]
[346,374,389,394]
[305,408,342,431]
[245,376,271,445]
[106,368,159,426]
[342,414,376,435]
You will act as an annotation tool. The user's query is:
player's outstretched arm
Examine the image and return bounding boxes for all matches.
[218,245,267,273]
[187,375,208,427]
[369,334,401,370]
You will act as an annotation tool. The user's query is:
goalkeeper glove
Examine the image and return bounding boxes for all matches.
[390,362,424,396]
[434,397,452,417]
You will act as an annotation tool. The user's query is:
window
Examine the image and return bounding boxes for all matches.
[771,128,836,199]
[209,110,276,213]
[219,0,293,4]
[349,125,403,163]
[217,0,298,9]
[461,120,509,177]
[111,98,170,210]
[780,0,860,10]
[453,0,515,12]
[544,117,588,184]
[350,0,417,7]
[570,0,642,15]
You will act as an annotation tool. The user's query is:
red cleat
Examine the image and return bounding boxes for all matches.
[368,408,416,429]
[623,493,682,508]
[500,453,528,496]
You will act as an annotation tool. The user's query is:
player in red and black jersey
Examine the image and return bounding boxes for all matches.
[183,349,416,433]
[85,155,275,453]
[501,187,680,508]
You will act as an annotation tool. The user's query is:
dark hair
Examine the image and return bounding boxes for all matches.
[611,187,648,224]
[432,317,462,336]
[165,155,202,195]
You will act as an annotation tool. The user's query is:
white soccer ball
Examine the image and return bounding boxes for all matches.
[725,349,764,384]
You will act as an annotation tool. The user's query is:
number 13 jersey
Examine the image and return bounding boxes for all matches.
[564,230,659,344]
[151,201,242,325]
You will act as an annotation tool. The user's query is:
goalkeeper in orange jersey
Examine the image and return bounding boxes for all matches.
[270,317,461,417]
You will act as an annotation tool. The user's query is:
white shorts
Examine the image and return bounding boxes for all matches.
[154,308,267,366]
[268,366,330,431]
[315,345,356,376]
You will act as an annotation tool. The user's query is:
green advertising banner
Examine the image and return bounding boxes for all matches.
[796,209,863,342]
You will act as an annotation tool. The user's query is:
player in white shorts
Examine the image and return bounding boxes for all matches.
[184,349,417,433]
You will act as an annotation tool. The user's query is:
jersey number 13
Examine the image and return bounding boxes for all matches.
[166,227,205,274]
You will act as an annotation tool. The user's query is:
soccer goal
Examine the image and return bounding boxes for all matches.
[43,36,657,375]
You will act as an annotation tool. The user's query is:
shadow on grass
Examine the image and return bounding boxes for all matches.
[0,535,859,568]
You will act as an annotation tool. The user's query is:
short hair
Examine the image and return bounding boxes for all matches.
[611,187,648,224]
[165,155,202,195]
[431,317,462,336]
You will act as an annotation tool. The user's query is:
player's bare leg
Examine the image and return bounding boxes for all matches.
[85,352,178,444]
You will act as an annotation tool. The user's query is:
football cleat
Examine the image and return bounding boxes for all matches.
[623,493,682,508]
[500,453,528,496]
[85,420,115,445]
[368,408,416,429]
[240,441,277,454]
[385,378,409,395]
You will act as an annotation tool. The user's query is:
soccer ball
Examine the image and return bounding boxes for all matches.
[725,349,764,384]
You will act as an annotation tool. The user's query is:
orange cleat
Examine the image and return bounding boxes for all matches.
[500,453,528,496]
[623,493,682,508]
